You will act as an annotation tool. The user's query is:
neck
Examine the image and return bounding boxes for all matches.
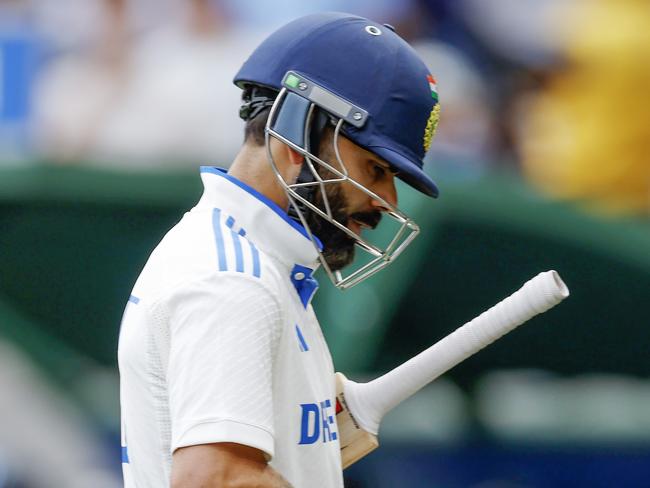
[228,144,290,210]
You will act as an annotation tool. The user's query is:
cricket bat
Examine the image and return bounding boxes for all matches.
[335,270,569,468]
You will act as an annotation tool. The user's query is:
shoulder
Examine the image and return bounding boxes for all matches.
[208,206,265,280]
[207,207,290,292]
[166,270,283,316]
[133,205,290,307]
[147,206,277,280]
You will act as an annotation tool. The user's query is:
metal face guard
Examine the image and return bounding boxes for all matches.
[265,88,420,290]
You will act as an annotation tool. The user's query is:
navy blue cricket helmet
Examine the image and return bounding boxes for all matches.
[234,12,441,198]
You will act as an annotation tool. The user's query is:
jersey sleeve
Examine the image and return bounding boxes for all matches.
[165,272,283,459]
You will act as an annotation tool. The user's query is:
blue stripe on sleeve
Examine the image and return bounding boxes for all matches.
[128,295,140,304]
[230,230,244,273]
[224,214,244,273]
[212,208,228,271]
[121,446,129,463]
[295,324,309,352]
[249,240,261,278]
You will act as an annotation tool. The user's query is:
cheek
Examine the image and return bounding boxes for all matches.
[340,181,370,212]
[345,159,371,186]
[335,143,374,206]
[340,163,373,202]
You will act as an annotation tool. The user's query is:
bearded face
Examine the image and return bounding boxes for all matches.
[302,140,383,272]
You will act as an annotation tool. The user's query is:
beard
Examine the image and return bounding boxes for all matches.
[304,181,356,271]
[302,161,382,272]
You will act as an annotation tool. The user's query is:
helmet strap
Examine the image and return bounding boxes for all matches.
[239,86,277,121]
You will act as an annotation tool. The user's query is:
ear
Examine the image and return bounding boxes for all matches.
[286,145,304,166]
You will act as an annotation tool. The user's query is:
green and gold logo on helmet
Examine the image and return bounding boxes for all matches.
[423,74,440,152]
[423,103,440,152]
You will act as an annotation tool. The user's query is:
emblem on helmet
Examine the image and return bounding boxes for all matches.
[423,103,440,152]
[426,74,438,102]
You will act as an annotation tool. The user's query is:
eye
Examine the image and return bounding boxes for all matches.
[373,163,387,179]
[367,159,396,181]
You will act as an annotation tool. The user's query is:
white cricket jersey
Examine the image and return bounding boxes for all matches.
[118,167,343,487]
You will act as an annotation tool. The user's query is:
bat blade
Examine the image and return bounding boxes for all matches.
[335,372,378,469]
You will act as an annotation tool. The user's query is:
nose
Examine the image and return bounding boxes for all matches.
[370,175,398,211]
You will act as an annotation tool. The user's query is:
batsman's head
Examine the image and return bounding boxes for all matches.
[234,12,441,289]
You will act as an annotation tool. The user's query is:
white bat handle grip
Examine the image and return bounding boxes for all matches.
[343,270,569,435]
